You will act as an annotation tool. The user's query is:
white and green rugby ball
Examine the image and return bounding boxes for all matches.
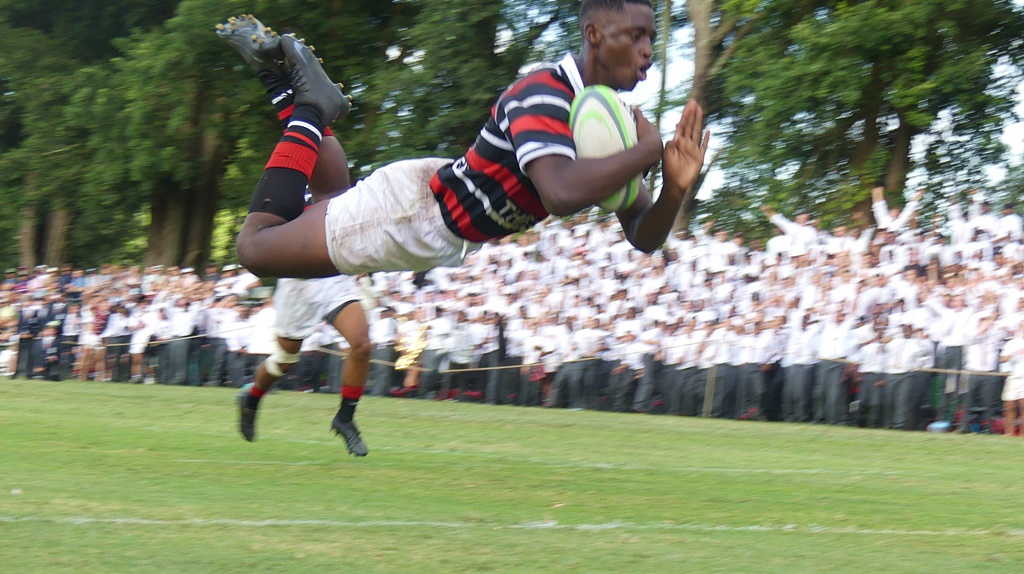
[569,85,641,212]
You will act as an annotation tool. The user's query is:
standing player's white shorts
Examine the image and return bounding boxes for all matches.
[323,157,482,274]
[1003,375,1024,402]
[274,275,363,340]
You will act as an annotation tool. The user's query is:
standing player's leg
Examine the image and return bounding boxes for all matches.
[237,336,303,442]
[216,16,347,278]
[327,302,372,456]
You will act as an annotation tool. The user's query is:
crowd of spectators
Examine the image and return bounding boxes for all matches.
[4,188,1024,434]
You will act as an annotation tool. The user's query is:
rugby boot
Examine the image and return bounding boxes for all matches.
[237,386,260,442]
[331,415,369,457]
[281,34,350,124]
[215,14,285,76]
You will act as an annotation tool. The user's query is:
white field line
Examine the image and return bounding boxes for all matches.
[0,515,1015,537]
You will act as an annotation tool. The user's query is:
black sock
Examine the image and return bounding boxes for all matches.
[245,392,261,410]
[248,104,324,221]
[337,398,359,424]
[257,70,295,130]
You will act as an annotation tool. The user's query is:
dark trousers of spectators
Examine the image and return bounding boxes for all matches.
[441,361,473,400]
[369,344,399,396]
[887,371,922,430]
[760,362,784,421]
[632,354,662,412]
[550,361,585,409]
[589,359,615,411]
[154,342,168,384]
[207,338,229,386]
[104,335,131,382]
[814,360,848,425]
[783,364,815,423]
[737,363,762,419]
[857,372,887,428]
[187,337,204,386]
[961,373,1004,432]
[226,351,249,388]
[290,351,329,392]
[40,359,60,381]
[684,367,708,417]
[664,367,684,415]
[610,366,637,412]
[937,345,963,421]
[15,336,34,378]
[58,335,77,380]
[517,366,541,407]
[487,356,522,405]
[415,349,444,399]
[910,371,931,430]
[164,339,190,386]
[711,364,738,419]
[325,344,344,394]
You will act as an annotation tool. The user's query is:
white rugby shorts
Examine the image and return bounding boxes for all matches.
[273,275,363,340]
[1003,375,1024,402]
[323,158,480,274]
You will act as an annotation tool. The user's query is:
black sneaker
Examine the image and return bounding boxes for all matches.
[215,14,285,75]
[280,34,350,124]
[237,388,259,442]
[331,416,368,457]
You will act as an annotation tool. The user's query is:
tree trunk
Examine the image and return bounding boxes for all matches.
[18,205,37,270]
[144,187,187,267]
[647,0,673,196]
[181,128,226,270]
[688,0,712,112]
[43,209,71,266]
[884,116,914,192]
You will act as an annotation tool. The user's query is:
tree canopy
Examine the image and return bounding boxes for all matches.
[1,0,1022,269]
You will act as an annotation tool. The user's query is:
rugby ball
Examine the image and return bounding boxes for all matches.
[569,85,641,212]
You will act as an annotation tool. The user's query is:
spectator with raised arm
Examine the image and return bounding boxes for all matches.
[872,185,924,233]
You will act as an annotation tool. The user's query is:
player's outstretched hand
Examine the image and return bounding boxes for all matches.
[663,99,709,197]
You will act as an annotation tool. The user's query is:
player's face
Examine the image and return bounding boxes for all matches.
[588,4,656,91]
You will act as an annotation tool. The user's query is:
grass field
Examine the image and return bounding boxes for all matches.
[2,380,1023,573]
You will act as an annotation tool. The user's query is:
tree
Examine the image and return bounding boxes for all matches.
[702,0,1024,238]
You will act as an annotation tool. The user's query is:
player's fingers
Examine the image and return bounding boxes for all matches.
[674,104,690,141]
[688,99,704,143]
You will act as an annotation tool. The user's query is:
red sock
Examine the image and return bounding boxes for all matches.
[341,385,364,401]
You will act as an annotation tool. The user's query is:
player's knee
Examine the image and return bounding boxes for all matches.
[236,237,269,278]
[348,337,372,362]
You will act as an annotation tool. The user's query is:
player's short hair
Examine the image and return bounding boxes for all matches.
[580,0,653,24]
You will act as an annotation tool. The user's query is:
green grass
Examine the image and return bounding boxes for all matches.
[1,380,1023,573]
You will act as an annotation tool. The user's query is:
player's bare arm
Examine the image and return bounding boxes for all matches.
[525,108,663,216]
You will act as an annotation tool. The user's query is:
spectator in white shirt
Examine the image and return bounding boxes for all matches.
[761,205,819,256]
[999,320,1024,436]
[872,186,924,233]
[961,312,1006,432]
[996,203,1023,242]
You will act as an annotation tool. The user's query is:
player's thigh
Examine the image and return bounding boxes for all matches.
[275,337,303,355]
[331,302,370,351]
[237,205,337,278]
[309,136,350,201]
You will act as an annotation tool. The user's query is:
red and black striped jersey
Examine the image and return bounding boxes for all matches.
[430,54,585,242]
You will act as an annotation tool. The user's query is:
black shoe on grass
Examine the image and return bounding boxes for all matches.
[281,34,350,124]
[215,14,285,75]
[331,416,368,457]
